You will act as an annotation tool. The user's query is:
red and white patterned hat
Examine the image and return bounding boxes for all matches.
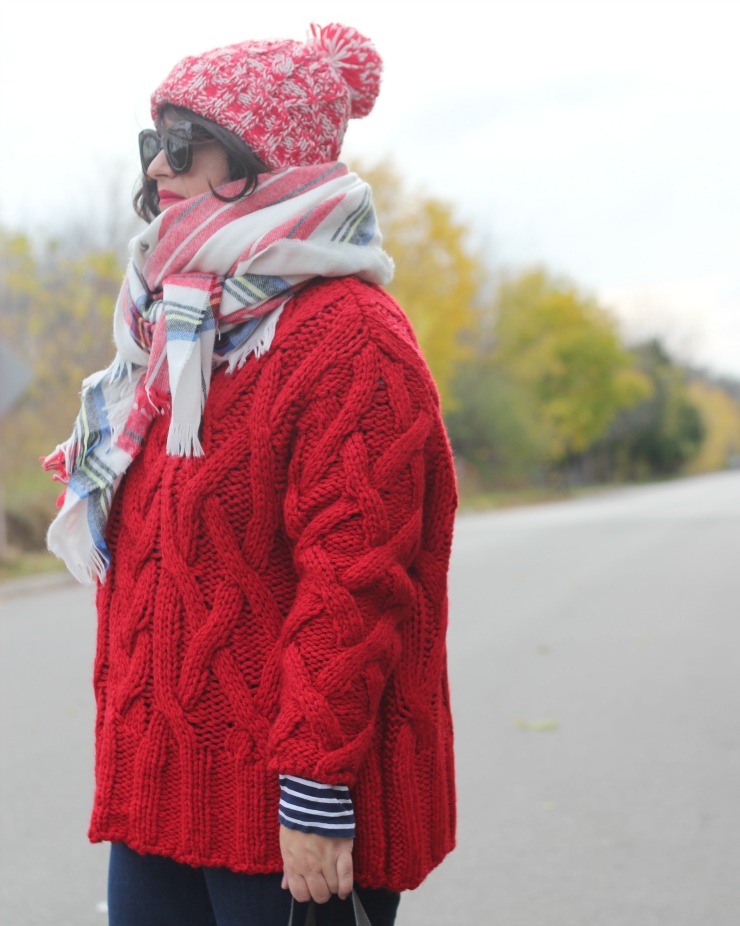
[151,23,382,170]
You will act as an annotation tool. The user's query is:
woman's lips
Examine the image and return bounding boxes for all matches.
[157,189,186,207]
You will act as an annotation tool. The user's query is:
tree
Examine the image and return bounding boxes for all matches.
[594,340,705,479]
[492,268,651,464]
[0,228,122,489]
[352,160,485,408]
[684,378,740,474]
[446,357,547,487]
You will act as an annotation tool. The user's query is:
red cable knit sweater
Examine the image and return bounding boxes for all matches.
[89,276,457,891]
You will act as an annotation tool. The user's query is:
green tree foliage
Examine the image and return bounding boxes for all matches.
[446,357,547,487]
[593,340,705,479]
[492,268,652,464]
[353,160,485,408]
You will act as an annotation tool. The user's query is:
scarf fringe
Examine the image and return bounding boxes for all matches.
[46,497,108,586]
[166,423,204,458]
[225,304,285,372]
[110,357,138,382]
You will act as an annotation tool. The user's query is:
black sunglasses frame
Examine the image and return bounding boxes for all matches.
[138,122,195,176]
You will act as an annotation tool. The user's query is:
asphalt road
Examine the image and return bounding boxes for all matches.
[2,471,740,925]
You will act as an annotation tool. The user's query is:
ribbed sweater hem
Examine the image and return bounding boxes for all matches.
[88,822,455,892]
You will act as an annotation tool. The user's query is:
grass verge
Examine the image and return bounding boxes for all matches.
[0,549,67,583]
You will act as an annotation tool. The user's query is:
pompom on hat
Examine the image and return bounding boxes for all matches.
[151,23,382,170]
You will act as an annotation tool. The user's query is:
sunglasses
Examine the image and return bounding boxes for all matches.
[138,122,199,175]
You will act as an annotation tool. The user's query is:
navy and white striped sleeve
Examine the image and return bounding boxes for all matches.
[278,775,356,838]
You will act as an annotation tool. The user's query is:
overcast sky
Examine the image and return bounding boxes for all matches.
[1,0,738,378]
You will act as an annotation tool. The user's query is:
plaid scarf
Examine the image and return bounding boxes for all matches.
[43,163,393,585]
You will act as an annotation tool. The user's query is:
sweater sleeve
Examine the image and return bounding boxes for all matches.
[267,306,439,786]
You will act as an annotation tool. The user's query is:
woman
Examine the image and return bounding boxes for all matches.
[44,23,457,926]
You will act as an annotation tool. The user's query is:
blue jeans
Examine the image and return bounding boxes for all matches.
[108,842,401,926]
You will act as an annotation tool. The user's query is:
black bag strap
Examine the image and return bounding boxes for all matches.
[288,889,372,926]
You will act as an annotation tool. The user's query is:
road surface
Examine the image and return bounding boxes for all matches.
[2,471,740,925]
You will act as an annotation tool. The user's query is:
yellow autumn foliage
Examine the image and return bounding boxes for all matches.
[684,380,740,474]
[493,268,652,462]
[0,230,122,486]
[352,160,484,408]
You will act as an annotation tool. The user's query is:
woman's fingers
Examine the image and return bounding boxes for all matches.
[304,871,332,904]
[279,826,355,904]
[285,873,312,903]
[336,846,354,900]
[323,865,340,897]
[283,870,332,904]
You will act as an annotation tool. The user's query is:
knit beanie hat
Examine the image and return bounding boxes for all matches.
[151,23,382,170]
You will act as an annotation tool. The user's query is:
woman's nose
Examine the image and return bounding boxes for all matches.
[146,148,173,178]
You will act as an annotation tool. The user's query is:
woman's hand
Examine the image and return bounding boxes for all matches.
[280,825,354,903]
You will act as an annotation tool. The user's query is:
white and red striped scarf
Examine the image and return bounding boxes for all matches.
[43,163,394,585]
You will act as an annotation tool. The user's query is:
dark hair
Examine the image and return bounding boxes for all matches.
[133,105,271,223]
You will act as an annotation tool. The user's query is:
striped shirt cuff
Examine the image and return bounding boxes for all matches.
[278,775,356,838]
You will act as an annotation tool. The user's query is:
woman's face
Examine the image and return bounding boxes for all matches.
[147,115,232,210]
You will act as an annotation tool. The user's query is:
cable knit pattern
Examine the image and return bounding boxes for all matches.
[89,277,457,891]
